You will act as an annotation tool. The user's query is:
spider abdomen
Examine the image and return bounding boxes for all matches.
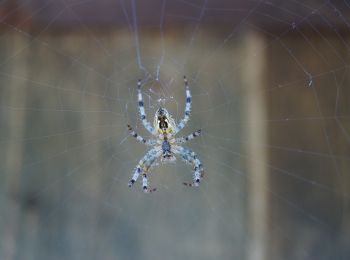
[161,139,176,163]
[162,140,171,154]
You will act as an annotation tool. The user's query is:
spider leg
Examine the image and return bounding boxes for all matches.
[141,154,162,193]
[128,147,162,192]
[137,80,156,135]
[172,145,203,187]
[175,129,201,144]
[142,173,156,193]
[127,124,156,146]
[175,76,192,134]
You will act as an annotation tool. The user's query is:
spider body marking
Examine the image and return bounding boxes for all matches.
[155,107,177,163]
[127,76,203,192]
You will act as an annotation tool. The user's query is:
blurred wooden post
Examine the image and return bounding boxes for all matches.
[243,30,269,260]
[2,33,29,260]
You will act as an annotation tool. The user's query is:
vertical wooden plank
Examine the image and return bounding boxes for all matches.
[1,32,29,260]
[243,30,269,260]
[266,33,350,260]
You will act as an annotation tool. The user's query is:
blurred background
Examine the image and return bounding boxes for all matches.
[0,0,349,260]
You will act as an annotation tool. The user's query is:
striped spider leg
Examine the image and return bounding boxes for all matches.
[128,147,163,193]
[172,145,204,186]
[175,129,202,144]
[174,76,192,134]
[127,124,157,146]
[127,76,203,192]
[137,79,157,136]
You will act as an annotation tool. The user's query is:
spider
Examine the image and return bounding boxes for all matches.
[127,76,203,193]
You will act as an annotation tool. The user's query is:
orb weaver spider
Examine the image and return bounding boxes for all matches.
[127,76,203,193]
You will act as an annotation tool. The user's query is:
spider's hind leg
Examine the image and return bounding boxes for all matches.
[142,173,157,193]
[128,147,162,193]
[173,146,204,187]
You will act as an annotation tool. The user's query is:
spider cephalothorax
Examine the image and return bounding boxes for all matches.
[127,76,203,193]
[154,107,176,134]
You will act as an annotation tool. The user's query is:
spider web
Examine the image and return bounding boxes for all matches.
[0,0,349,260]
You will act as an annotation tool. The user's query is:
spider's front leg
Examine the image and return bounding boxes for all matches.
[128,147,162,193]
[137,80,156,135]
[173,146,204,187]
[174,76,192,134]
